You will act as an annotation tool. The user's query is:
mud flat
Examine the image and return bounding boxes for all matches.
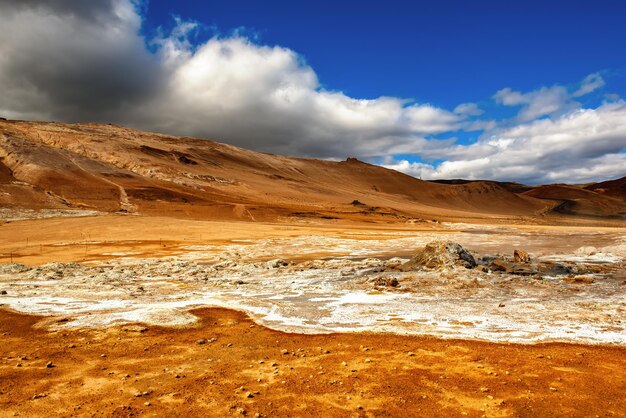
[0,216,625,416]
[1,220,625,344]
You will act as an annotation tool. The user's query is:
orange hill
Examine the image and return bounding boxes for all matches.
[1,119,623,223]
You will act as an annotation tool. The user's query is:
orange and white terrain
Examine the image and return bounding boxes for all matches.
[1,119,625,417]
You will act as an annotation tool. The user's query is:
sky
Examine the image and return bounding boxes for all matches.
[0,0,625,184]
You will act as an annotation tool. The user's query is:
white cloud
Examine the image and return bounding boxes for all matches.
[493,73,606,123]
[453,102,484,116]
[0,1,462,159]
[573,73,605,97]
[494,85,572,122]
[384,102,626,184]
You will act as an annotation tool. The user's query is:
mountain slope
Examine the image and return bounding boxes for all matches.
[0,119,613,223]
[523,184,626,218]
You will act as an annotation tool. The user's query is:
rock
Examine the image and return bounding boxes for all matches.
[538,261,575,276]
[196,339,207,345]
[46,361,55,368]
[402,241,477,271]
[122,325,148,333]
[489,258,536,275]
[562,275,595,284]
[268,259,288,268]
[489,257,509,272]
[513,249,531,263]
[0,290,7,295]
[32,393,47,399]
[373,277,399,287]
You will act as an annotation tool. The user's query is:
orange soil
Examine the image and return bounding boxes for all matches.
[1,308,625,417]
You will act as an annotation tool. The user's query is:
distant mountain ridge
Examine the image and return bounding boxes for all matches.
[1,119,624,223]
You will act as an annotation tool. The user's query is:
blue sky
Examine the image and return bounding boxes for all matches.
[143,0,626,109]
[0,0,625,183]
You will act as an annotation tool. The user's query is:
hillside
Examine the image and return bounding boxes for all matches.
[523,184,626,218]
[1,119,623,223]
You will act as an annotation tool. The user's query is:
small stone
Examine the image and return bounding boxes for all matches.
[227,343,233,348]
[341,361,348,366]
[281,349,289,355]
[480,387,490,393]
[549,387,558,392]
[0,290,7,295]
[236,407,247,415]
[32,393,47,399]
[407,352,416,357]
[144,401,151,406]
[196,339,207,345]
[100,354,107,358]
[246,391,254,398]
[46,361,55,368]
[68,344,76,348]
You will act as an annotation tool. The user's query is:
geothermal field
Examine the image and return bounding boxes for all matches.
[1,121,625,416]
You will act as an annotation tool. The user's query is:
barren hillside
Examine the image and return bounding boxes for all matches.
[1,119,623,223]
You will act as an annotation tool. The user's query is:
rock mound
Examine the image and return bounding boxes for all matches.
[402,241,476,270]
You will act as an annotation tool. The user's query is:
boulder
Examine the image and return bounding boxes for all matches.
[489,257,536,275]
[402,241,476,270]
[513,249,531,263]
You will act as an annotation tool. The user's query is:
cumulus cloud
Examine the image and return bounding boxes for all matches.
[0,0,161,121]
[0,0,462,158]
[383,102,626,184]
[0,0,623,184]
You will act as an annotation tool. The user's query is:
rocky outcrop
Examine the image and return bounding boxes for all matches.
[402,241,477,271]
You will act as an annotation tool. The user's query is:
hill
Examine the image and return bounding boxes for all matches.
[1,119,623,223]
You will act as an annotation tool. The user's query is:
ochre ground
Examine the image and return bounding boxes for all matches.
[2,215,624,266]
[1,308,625,417]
